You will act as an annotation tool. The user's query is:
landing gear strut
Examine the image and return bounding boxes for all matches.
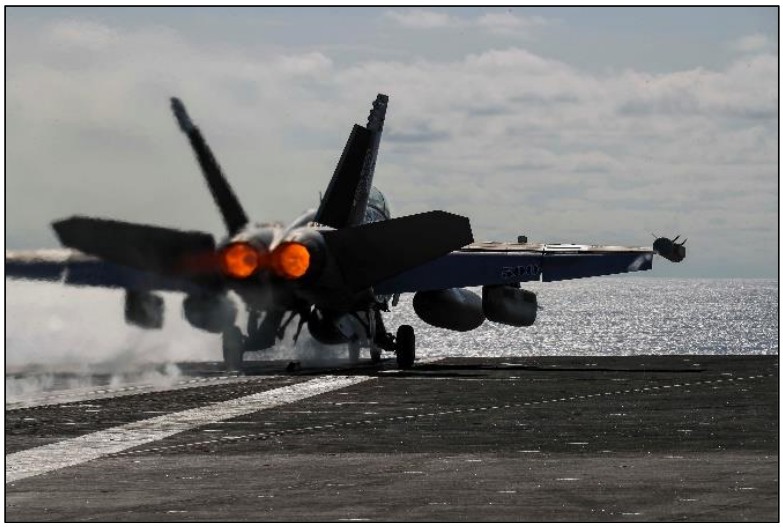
[370,344,382,364]
[223,311,291,371]
[368,309,416,368]
[347,309,384,364]
[348,339,361,363]
[222,325,245,371]
[395,324,415,369]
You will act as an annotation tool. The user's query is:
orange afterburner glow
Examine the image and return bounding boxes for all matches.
[272,242,311,279]
[220,243,262,279]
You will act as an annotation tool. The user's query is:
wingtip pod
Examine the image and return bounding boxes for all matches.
[653,236,686,263]
[170,97,195,134]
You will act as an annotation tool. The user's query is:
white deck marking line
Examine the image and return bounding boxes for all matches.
[6,375,369,483]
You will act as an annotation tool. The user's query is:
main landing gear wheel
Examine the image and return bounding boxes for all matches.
[395,325,415,369]
[348,339,361,363]
[222,325,245,371]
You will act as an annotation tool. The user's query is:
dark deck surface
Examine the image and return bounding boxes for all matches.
[5,355,779,521]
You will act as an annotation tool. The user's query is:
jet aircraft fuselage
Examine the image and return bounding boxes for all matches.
[6,93,686,370]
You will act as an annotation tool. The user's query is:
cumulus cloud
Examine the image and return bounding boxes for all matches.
[731,33,771,53]
[5,16,777,277]
[476,12,550,35]
[275,52,333,75]
[385,9,550,37]
[617,55,776,120]
[46,19,118,49]
[384,9,462,29]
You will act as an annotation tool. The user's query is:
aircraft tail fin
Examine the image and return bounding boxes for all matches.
[314,124,373,228]
[171,98,249,236]
[315,94,388,228]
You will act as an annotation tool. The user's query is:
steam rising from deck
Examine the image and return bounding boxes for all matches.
[5,280,217,400]
[5,279,353,400]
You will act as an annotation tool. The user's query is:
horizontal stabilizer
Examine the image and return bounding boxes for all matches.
[322,210,473,290]
[53,216,216,276]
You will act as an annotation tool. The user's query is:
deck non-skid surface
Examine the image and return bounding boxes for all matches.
[5,355,778,521]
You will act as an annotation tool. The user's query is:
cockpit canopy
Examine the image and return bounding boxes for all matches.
[365,186,391,223]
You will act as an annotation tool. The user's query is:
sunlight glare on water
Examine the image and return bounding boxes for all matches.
[385,278,778,357]
[5,277,778,373]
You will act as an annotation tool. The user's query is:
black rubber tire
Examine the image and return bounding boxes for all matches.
[395,325,415,369]
[370,345,382,364]
[348,339,361,363]
[222,325,245,371]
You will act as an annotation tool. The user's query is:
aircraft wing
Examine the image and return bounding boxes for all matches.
[5,249,208,294]
[373,242,655,295]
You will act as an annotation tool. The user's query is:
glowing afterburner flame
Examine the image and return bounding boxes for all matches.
[220,243,261,279]
[272,242,310,279]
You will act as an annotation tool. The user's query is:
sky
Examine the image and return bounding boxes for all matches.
[5,6,779,278]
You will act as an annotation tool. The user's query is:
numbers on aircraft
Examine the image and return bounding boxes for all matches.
[501,264,541,279]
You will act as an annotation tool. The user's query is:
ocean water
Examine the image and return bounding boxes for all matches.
[4,277,777,400]
[6,277,777,368]
[394,278,779,357]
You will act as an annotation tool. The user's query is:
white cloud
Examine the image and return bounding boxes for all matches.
[476,12,549,35]
[275,52,333,75]
[386,9,550,37]
[384,9,462,29]
[616,54,776,120]
[5,19,777,277]
[46,19,118,49]
[731,33,771,53]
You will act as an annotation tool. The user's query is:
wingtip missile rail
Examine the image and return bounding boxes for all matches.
[653,236,687,263]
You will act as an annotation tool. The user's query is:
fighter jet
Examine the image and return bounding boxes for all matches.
[5,94,687,370]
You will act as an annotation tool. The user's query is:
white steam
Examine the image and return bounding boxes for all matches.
[6,279,220,370]
[6,280,218,400]
[4,279,355,401]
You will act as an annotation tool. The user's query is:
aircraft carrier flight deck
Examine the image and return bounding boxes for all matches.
[5,354,778,521]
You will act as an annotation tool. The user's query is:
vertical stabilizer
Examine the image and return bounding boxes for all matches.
[348,93,388,226]
[314,94,388,229]
[171,98,249,236]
